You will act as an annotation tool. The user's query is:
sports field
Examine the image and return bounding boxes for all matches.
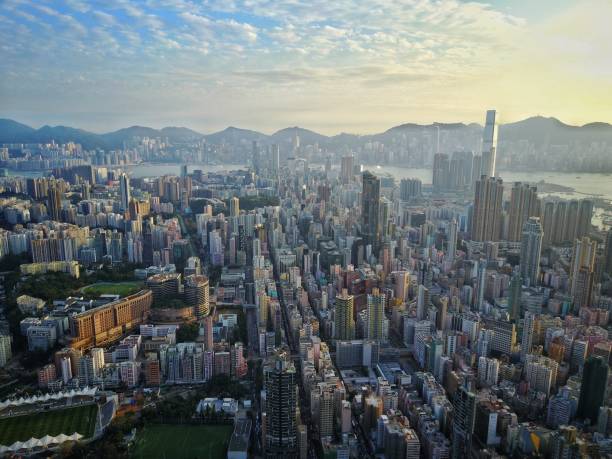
[81,281,142,297]
[0,403,98,445]
[132,424,233,459]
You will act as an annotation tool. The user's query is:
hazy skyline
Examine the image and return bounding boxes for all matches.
[1,0,611,134]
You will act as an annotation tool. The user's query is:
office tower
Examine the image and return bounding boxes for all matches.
[520,217,543,287]
[605,229,612,275]
[508,272,522,323]
[577,199,593,238]
[252,141,260,175]
[366,288,386,342]
[334,289,355,340]
[452,384,477,459]
[119,173,131,212]
[446,219,457,262]
[361,171,381,250]
[520,312,536,362]
[577,356,609,424]
[47,182,62,221]
[184,275,210,318]
[569,237,597,309]
[508,183,539,241]
[480,109,498,177]
[264,352,298,458]
[340,155,354,184]
[270,144,280,176]
[399,178,422,201]
[471,176,503,242]
[230,197,240,217]
[432,153,450,192]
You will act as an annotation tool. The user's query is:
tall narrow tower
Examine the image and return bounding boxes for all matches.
[119,173,131,212]
[480,109,498,177]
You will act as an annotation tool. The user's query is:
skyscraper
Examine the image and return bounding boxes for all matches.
[446,219,457,262]
[508,272,522,323]
[471,175,503,242]
[340,155,354,184]
[361,171,381,250]
[230,197,240,217]
[480,109,498,177]
[47,181,62,221]
[432,153,450,192]
[569,237,597,309]
[264,351,298,458]
[520,217,543,287]
[605,229,612,275]
[577,356,609,424]
[508,182,539,241]
[366,288,386,342]
[520,312,536,362]
[119,173,130,212]
[399,178,422,201]
[334,289,355,341]
[452,384,477,459]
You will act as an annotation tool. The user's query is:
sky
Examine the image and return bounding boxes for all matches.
[0,0,611,135]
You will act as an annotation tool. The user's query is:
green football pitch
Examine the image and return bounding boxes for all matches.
[81,282,143,297]
[0,403,98,445]
[131,424,233,459]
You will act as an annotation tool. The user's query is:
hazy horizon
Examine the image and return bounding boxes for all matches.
[1,0,611,134]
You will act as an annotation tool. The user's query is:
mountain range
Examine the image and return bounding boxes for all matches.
[1,117,612,150]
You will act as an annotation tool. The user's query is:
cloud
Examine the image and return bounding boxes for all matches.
[1,0,610,133]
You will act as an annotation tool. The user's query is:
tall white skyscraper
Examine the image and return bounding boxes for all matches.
[520,217,543,287]
[119,173,130,211]
[480,110,498,177]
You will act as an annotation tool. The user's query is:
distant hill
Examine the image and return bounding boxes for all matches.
[2,116,612,151]
[203,126,266,145]
[498,116,612,145]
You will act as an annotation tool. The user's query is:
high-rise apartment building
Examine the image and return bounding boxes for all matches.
[366,288,386,342]
[334,289,355,341]
[520,217,543,287]
[264,352,298,458]
[184,274,210,318]
[47,181,62,221]
[471,175,503,242]
[433,153,450,192]
[508,182,539,241]
[569,237,597,309]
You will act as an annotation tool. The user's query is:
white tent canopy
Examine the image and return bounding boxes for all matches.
[1,431,86,452]
[0,387,98,410]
